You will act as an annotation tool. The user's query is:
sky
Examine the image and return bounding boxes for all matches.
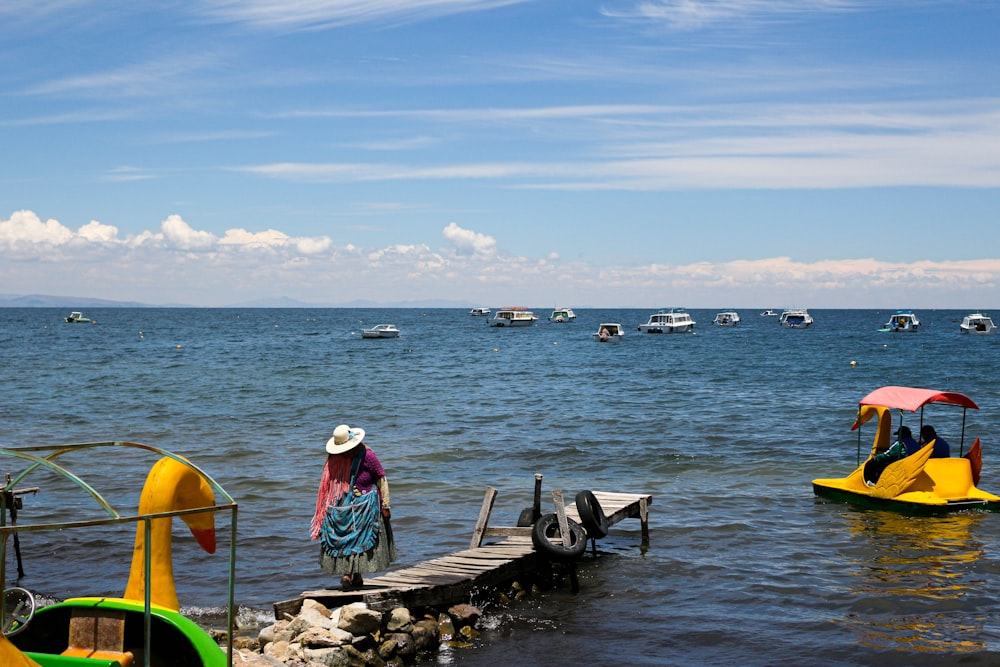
[2,0,999,308]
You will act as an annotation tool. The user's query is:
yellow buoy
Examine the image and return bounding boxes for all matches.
[850,360,857,366]
[176,344,182,350]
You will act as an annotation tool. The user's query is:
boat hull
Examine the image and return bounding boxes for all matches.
[813,453,1000,516]
[637,322,694,334]
[12,597,226,667]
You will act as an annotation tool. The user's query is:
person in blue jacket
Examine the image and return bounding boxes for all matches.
[920,424,951,458]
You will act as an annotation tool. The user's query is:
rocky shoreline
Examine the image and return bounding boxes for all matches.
[230,598,484,667]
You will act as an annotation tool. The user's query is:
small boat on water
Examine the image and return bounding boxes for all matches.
[593,323,624,343]
[760,309,778,317]
[878,310,920,332]
[64,311,93,324]
[361,323,401,338]
[637,308,695,334]
[469,307,491,316]
[2,441,236,666]
[779,308,813,328]
[548,308,576,323]
[489,307,537,327]
[813,386,1000,514]
[712,311,740,327]
[960,312,996,335]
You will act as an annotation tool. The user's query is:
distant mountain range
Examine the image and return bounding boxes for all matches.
[0,293,473,308]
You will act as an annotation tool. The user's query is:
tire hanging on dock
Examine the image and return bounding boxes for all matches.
[531,513,588,561]
[574,490,609,539]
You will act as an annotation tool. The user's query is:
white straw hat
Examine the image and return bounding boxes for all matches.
[326,424,365,454]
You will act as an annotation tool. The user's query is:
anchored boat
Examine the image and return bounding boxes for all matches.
[813,386,1000,514]
[1,441,236,666]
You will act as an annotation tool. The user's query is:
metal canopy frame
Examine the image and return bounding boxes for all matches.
[0,441,237,667]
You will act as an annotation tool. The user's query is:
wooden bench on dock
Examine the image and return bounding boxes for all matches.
[273,478,652,618]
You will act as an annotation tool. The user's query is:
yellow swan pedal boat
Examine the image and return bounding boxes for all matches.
[813,386,1000,514]
[1,442,237,667]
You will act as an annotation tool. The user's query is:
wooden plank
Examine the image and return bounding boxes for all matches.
[469,486,498,549]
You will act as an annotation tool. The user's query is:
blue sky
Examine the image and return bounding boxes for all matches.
[2,0,999,307]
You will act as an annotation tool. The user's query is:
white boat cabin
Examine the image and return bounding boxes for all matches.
[637,308,695,334]
[489,308,537,327]
[960,313,996,335]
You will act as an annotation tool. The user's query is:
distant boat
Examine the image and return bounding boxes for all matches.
[488,307,537,327]
[548,307,576,323]
[960,313,996,335]
[637,308,695,334]
[779,309,813,328]
[469,307,491,316]
[64,311,94,324]
[361,323,400,338]
[878,310,920,333]
[760,309,778,317]
[593,323,624,343]
[713,311,741,327]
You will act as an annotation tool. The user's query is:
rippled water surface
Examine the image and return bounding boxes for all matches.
[3,307,1000,666]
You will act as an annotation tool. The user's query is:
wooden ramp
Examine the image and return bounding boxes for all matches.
[274,485,651,618]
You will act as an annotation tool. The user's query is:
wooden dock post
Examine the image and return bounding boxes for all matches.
[469,486,499,550]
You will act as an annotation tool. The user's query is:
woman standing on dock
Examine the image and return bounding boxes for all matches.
[310,423,397,590]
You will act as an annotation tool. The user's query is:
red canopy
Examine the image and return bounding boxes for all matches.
[858,386,979,412]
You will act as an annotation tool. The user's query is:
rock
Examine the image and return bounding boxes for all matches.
[233,635,260,651]
[232,648,289,666]
[411,618,441,653]
[298,602,337,631]
[383,632,415,659]
[385,607,412,633]
[303,645,351,666]
[296,627,347,649]
[437,613,455,641]
[446,604,481,630]
[338,603,381,636]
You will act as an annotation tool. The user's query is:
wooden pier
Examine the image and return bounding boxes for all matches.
[274,480,652,619]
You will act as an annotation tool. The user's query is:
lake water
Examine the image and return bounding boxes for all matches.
[2,307,1000,666]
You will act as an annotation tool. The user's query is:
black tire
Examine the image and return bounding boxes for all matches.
[517,506,541,527]
[575,490,609,539]
[531,513,588,562]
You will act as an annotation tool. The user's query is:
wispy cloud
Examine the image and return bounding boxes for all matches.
[238,98,1000,189]
[600,0,862,31]
[191,0,533,30]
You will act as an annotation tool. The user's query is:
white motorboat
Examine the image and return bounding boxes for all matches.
[637,308,695,334]
[548,307,576,322]
[960,312,996,335]
[361,323,400,338]
[779,309,814,328]
[760,309,778,316]
[64,311,93,323]
[489,307,538,327]
[713,311,741,326]
[879,310,920,332]
[593,323,624,343]
[469,307,491,316]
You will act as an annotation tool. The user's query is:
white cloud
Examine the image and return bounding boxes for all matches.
[3,209,1000,307]
[0,210,74,246]
[77,220,120,243]
[161,214,218,251]
[442,222,496,256]
[219,227,290,247]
